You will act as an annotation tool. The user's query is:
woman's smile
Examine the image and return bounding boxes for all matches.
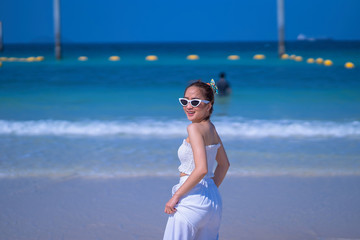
[185,109,195,117]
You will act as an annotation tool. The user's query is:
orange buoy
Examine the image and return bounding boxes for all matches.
[109,56,120,61]
[227,55,240,60]
[187,54,199,60]
[345,62,355,69]
[145,55,158,61]
[253,54,265,60]
[36,56,44,61]
[323,59,333,66]
[295,56,303,62]
[307,58,315,63]
[281,54,289,59]
[315,58,323,64]
[78,56,88,61]
[26,57,36,62]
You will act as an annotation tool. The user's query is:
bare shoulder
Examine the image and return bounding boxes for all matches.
[186,123,206,148]
[188,121,220,145]
[187,122,203,135]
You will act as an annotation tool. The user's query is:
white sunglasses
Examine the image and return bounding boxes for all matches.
[179,98,210,107]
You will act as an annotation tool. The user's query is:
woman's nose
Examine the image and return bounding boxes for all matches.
[186,104,193,109]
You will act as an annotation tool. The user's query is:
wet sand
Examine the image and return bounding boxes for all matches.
[0,176,359,240]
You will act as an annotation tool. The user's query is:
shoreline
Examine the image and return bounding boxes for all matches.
[1,176,360,240]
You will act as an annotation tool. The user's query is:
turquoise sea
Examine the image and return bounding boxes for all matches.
[0,41,360,177]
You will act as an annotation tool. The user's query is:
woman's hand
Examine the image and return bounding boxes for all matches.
[164,195,180,214]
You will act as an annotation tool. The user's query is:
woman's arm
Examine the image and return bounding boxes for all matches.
[164,123,208,214]
[212,134,230,187]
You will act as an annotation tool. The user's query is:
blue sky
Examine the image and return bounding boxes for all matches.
[0,0,359,43]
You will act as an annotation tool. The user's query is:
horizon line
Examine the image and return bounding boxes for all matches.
[3,39,360,45]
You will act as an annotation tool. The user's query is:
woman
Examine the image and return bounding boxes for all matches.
[163,80,230,240]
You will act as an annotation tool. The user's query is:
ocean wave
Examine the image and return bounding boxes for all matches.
[0,119,359,138]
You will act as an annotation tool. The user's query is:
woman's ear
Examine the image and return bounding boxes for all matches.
[207,103,212,112]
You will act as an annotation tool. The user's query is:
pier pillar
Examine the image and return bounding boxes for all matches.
[277,0,285,57]
[0,21,3,52]
[54,0,61,59]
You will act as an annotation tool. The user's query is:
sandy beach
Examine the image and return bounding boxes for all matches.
[1,176,359,240]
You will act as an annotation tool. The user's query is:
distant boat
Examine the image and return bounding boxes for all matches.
[297,33,332,42]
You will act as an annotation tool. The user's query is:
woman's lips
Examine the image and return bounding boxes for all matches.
[186,111,195,116]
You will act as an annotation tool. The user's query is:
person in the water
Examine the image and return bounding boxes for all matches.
[216,72,231,96]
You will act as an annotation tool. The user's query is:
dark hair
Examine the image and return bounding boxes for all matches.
[220,72,226,78]
[184,80,215,121]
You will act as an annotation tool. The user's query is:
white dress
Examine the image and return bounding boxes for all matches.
[163,139,222,240]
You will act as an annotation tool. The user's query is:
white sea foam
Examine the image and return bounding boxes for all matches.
[0,118,359,138]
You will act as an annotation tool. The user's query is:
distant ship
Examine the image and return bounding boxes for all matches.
[297,34,333,41]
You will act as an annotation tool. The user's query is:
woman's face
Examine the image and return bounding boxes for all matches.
[183,86,212,122]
